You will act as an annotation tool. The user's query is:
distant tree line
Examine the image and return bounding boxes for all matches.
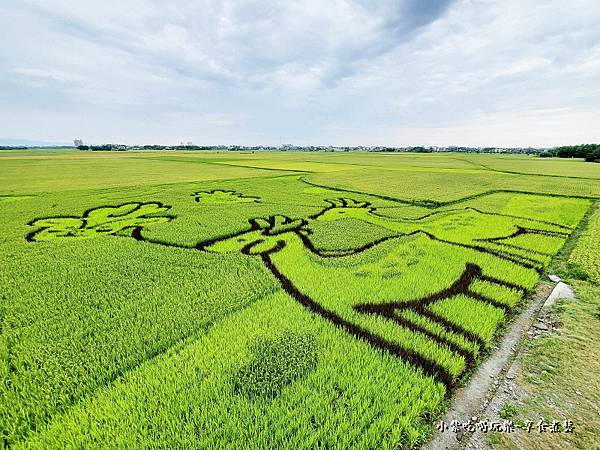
[6,142,598,161]
[77,144,127,151]
[376,146,433,153]
[76,144,210,151]
[540,144,600,162]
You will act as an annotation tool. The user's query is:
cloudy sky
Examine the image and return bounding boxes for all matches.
[1,0,599,147]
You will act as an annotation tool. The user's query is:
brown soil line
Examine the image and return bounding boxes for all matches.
[424,282,554,450]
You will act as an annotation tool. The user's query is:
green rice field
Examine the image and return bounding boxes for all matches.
[1,150,600,449]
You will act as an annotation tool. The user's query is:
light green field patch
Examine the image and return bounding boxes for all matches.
[0,195,35,203]
[469,280,522,307]
[303,186,337,194]
[220,159,355,173]
[565,204,600,283]
[0,152,287,194]
[502,233,565,255]
[428,295,505,346]
[463,192,591,227]
[308,218,395,253]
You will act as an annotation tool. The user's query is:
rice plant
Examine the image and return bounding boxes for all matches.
[0,150,596,449]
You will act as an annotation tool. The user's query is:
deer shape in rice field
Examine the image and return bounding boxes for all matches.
[27,196,568,389]
[312,198,570,267]
[197,213,535,389]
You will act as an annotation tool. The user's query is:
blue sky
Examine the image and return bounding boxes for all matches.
[1,0,599,147]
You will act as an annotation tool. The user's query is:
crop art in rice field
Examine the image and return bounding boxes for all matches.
[26,183,580,390]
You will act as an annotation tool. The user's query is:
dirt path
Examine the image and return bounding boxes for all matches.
[425,282,555,450]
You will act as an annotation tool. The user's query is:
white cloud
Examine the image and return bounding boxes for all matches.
[12,67,83,83]
[0,0,599,146]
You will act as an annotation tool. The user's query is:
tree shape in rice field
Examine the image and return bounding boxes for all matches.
[192,190,260,205]
[27,202,173,242]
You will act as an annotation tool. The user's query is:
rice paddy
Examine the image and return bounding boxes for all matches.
[1,150,598,449]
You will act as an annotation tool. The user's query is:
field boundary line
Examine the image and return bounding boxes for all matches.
[137,156,315,173]
[452,156,600,181]
[300,177,599,209]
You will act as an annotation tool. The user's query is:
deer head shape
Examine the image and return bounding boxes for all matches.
[199,215,309,255]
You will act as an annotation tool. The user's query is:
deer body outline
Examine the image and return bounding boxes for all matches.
[313,198,569,253]
[26,196,545,390]
[197,213,531,389]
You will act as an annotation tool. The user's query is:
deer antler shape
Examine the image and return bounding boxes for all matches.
[250,215,309,236]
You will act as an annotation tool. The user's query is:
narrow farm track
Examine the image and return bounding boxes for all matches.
[425,282,555,450]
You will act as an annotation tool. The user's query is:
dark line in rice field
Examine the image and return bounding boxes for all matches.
[25,186,574,394]
[299,177,598,210]
[483,241,553,258]
[220,163,312,173]
[259,250,455,389]
[191,189,260,204]
[137,156,314,173]
[464,290,512,310]
[453,156,600,181]
[475,226,569,243]
[25,202,175,242]
[308,198,376,220]
[477,274,526,292]
[370,206,573,231]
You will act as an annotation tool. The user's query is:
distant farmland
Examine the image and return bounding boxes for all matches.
[2,150,600,448]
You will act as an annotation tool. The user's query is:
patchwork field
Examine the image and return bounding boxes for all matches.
[1,150,599,448]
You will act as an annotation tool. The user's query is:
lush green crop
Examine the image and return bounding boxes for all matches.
[233,331,318,399]
[565,205,600,283]
[0,150,596,449]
